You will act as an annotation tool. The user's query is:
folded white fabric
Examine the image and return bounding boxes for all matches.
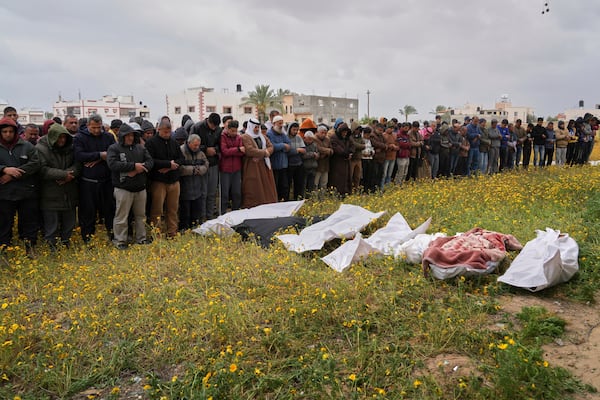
[277,204,385,253]
[322,213,431,272]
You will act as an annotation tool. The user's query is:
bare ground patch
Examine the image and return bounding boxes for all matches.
[497,293,600,399]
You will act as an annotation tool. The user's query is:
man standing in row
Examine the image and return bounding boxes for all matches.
[107,123,154,249]
[73,114,115,243]
[190,113,221,219]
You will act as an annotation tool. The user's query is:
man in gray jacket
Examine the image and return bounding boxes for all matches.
[488,119,501,174]
[107,123,154,249]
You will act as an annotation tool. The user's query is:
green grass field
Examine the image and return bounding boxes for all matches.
[1,162,600,399]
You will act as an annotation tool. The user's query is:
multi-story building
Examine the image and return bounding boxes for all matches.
[560,100,600,122]
[53,95,151,122]
[166,85,256,128]
[166,85,359,128]
[284,94,358,125]
[17,108,46,125]
[449,96,534,123]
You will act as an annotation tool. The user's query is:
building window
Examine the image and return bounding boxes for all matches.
[206,106,216,113]
[113,108,117,114]
[174,107,181,114]
[514,112,518,117]
[285,105,288,113]
[188,106,195,113]
[223,106,232,114]
[104,108,109,113]
[318,99,324,107]
[330,118,336,123]
[243,106,253,114]
[349,103,354,109]
[318,117,323,123]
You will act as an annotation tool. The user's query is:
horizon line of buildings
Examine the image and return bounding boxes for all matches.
[2,88,599,127]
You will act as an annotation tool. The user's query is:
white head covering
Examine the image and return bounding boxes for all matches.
[246,118,271,169]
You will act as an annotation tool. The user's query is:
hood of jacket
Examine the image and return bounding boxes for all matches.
[47,123,73,148]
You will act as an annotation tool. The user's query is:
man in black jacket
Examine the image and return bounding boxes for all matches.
[0,117,40,259]
[190,112,221,219]
[73,114,116,243]
[107,123,154,249]
[145,120,184,237]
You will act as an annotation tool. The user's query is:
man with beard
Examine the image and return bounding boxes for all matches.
[73,114,116,243]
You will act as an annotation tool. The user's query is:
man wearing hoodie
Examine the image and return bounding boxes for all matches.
[73,114,116,243]
[190,113,221,218]
[107,123,154,249]
[36,124,81,250]
[0,117,40,259]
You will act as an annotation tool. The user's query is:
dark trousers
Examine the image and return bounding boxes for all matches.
[439,148,450,177]
[79,179,115,241]
[304,168,316,194]
[288,164,305,200]
[203,165,219,218]
[544,148,555,166]
[407,157,419,181]
[272,168,289,201]
[42,209,76,246]
[220,170,242,213]
[522,145,532,169]
[179,197,203,230]
[0,198,39,246]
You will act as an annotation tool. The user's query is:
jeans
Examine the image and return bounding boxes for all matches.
[395,158,409,183]
[479,152,489,174]
[381,159,395,187]
[533,145,545,167]
[467,148,479,176]
[428,153,439,178]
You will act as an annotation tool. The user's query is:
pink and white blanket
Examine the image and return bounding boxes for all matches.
[422,228,523,279]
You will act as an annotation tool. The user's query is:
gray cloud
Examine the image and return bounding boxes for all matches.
[1,0,599,120]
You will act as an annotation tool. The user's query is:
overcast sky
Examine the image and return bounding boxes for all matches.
[1,0,599,121]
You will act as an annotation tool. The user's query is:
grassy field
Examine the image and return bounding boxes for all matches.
[1,160,600,399]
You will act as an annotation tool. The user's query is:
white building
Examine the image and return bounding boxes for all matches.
[166,85,256,128]
[449,97,534,124]
[53,95,151,122]
[17,108,46,125]
[559,101,600,122]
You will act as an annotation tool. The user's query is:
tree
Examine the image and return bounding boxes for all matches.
[359,114,373,125]
[399,105,418,122]
[433,105,451,123]
[242,85,286,122]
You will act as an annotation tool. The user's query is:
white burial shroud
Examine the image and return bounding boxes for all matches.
[322,213,432,272]
[276,204,385,253]
[193,200,305,236]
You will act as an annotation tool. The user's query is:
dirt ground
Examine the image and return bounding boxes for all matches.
[498,293,600,399]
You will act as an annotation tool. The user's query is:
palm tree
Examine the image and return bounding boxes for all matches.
[242,85,286,122]
[399,105,418,122]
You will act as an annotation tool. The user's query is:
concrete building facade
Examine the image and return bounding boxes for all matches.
[53,95,151,122]
[166,85,256,128]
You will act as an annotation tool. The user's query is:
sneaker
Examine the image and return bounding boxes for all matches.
[115,243,128,250]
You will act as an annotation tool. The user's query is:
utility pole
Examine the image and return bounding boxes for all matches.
[366,90,371,119]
